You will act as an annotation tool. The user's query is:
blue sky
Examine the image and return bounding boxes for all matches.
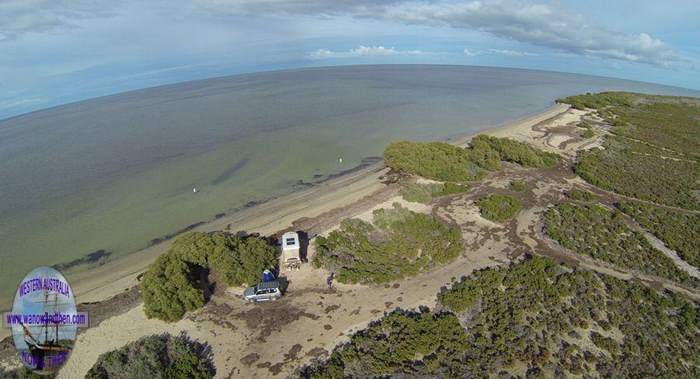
[1,0,698,119]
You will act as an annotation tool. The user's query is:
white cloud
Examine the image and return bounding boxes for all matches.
[463,48,478,57]
[463,48,538,57]
[307,45,440,59]
[0,0,119,41]
[1,0,687,68]
[202,0,684,67]
[385,1,680,66]
[487,49,538,57]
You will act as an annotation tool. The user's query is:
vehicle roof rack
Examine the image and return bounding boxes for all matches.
[257,280,280,290]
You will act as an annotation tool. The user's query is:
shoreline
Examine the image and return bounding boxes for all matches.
[0,103,568,343]
[450,102,569,146]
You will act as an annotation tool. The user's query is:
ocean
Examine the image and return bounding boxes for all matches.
[0,65,697,307]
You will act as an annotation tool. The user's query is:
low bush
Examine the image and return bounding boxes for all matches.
[580,128,595,138]
[510,180,527,192]
[383,137,560,181]
[567,189,594,201]
[470,135,559,168]
[558,92,637,110]
[400,183,441,203]
[313,203,462,283]
[478,194,522,222]
[384,141,484,181]
[0,367,52,379]
[86,333,215,379]
[141,231,277,321]
[440,182,470,196]
[400,182,469,204]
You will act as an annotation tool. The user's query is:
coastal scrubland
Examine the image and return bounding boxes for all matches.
[141,232,277,322]
[302,257,700,378]
[561,92,699,210]
[313,203,462,283]
[383,141,485,181]
[470,135,559,168]
[575,137,699,209]
[86,333,215,379]
[617,201,700,268]
[544,203,697,288]
[384,135,559,182]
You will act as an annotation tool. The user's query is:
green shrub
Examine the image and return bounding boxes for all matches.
[0,367,52,379]
[313,203,462,284]
[578,120,595,138]
[440,182,470,196]
[478,194,522,222]
[470,135,560,168]
[400,183,442,203]
[383,137,560,181]
[86,333,215,379]
[590,331,619,355]
[467,136,503,170]
[580,128,595,138]
[384,141,484,181]
[510,180,527,192]
[558,92,637,110]
[142,232,277,321]
[400,182,469,203]
[567,189,594,201]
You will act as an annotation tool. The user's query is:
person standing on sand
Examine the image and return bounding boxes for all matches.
[326,272,334,290]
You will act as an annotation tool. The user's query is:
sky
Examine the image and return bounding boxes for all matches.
[1,0,698,120]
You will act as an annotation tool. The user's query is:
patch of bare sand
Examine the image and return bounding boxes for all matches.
[481,106,603,160]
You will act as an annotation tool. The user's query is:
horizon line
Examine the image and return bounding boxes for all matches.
[2,63,699,123]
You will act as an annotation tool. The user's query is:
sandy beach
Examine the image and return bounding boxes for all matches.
[1,102,579,376]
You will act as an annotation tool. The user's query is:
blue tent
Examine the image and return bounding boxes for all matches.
[262,269,275,282]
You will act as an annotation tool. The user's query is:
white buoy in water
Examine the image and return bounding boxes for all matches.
[193,187,199,193]
[338,157,343,163]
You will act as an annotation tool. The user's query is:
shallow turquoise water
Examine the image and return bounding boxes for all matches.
[0,65,697,306]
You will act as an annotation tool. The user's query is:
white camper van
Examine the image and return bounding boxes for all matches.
[281,231,301,270]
